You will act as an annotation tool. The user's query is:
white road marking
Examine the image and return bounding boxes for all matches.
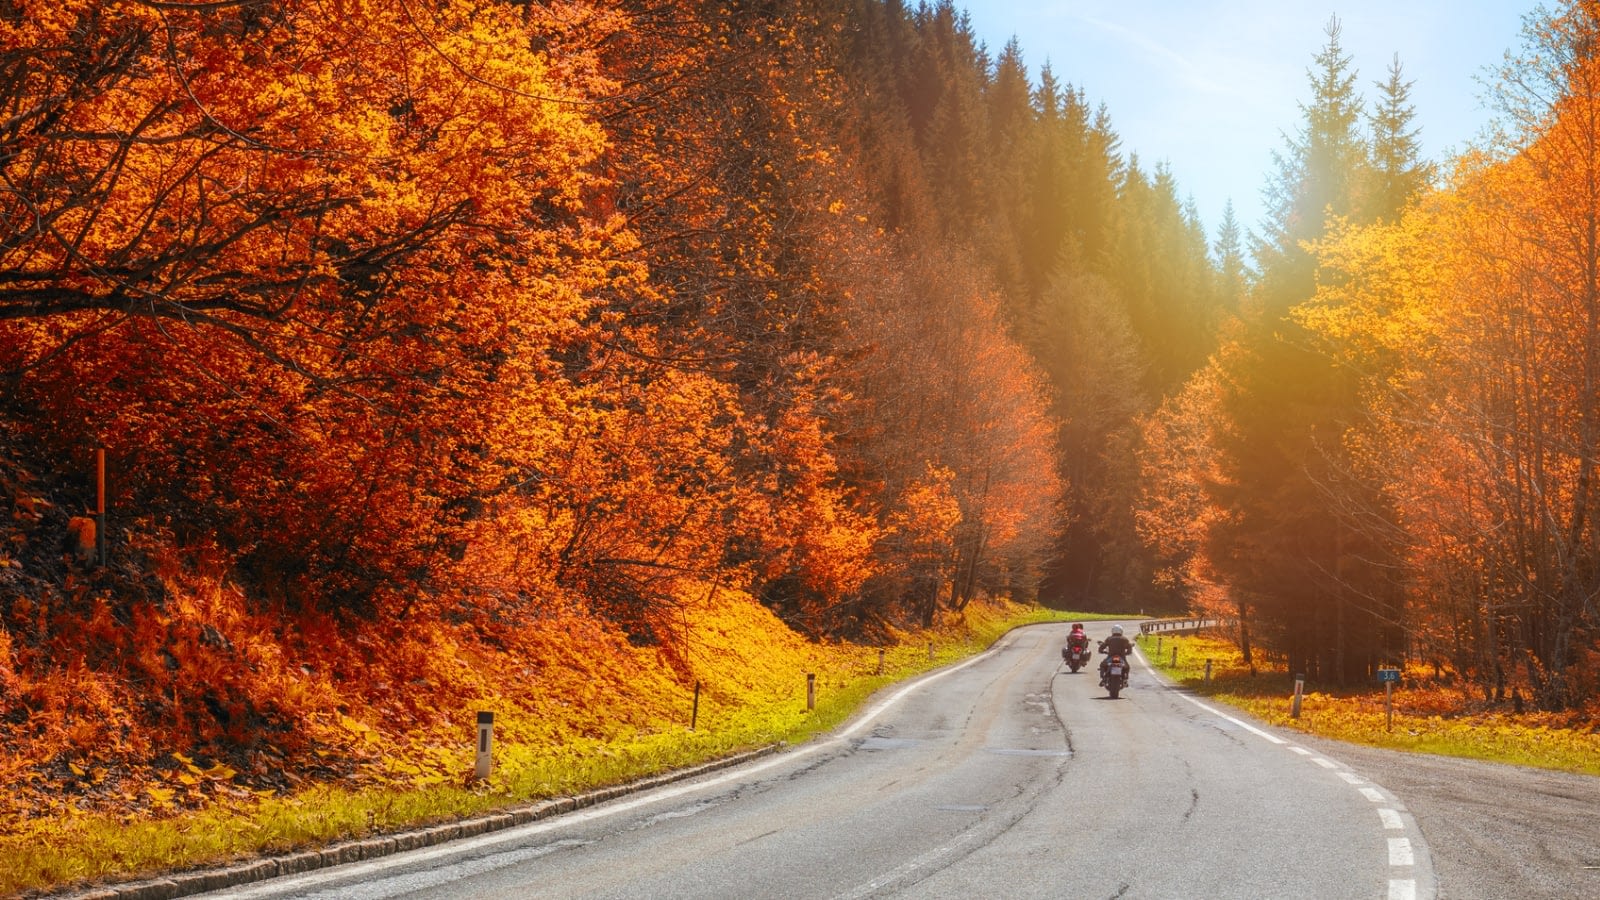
[1166,691,1289,744]
[292,841,584,900]
[1389,837,1415,866]
[829,823,986,900]
[1388,878,1417,900]
[1149,654,1432,899]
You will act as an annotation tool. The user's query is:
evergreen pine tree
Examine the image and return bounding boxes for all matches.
[1213,199,1250,311]
[1207,15,1400,684]
[1255,16,1369,307]
[1368,54,1435,221]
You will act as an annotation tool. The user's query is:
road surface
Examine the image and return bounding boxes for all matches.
[201,621,1596,898]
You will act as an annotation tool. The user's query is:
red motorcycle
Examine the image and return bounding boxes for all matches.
[1062,636,1092,673]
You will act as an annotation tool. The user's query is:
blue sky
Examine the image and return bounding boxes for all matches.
[960,1,1544,242]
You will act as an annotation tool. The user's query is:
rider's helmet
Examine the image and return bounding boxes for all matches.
[1111,624,1124,635]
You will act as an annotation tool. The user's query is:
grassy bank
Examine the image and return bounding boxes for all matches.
[5,602,1095,896]
[1136,631,1600,777]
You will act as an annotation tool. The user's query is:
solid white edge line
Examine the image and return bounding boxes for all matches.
[1141,639,1431,899]
[218,640,1010,898]
[1168,690,1289,744]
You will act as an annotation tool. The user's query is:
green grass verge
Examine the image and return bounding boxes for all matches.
[1136,631,1600,777]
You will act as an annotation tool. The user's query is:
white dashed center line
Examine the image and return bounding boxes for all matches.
[1389,837,1416,866]
[1389,878,1418,900]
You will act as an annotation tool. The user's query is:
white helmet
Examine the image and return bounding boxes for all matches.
[1111,624,1124,635]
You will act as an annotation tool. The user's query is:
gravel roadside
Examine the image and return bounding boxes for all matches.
[1288,732,1600,899]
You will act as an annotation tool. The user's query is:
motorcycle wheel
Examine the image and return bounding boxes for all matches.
[1108,683,1121,699]
[1068,662,1080,673]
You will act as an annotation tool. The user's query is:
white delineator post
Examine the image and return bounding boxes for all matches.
[1291,675,1305,719]
[806,673,816,711]
[475,711,494,781]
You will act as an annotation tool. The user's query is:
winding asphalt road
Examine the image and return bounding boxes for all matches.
[203,622,1600,899]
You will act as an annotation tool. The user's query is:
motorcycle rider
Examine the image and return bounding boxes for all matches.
[1064,622,1089,658]
[1098,624,1134,688]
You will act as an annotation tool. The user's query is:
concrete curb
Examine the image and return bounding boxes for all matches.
[53,744,785,900]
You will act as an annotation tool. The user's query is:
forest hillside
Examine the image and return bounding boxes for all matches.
[0,1,1217,882]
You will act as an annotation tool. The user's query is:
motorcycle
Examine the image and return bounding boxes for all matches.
[1100,652,1130,699]
[1062,637,1092,673]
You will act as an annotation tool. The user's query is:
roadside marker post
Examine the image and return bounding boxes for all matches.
[1377,668,1402,731]
[691,681,701,732]
[878,648,885,675]
[1204,659,1212,683]
[1170,646,1178,668]
[474,711,494,782]
[806,673,816,711]
[1291,674,1305,719]
[95,447,106,567]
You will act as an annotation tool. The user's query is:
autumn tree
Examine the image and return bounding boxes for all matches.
[0,0,634,616]
[1301,0,1600,707]
[1467,0,1600,708]
[1160,16,1420,682]
[1135,352,1249,650]
[822,231,1063,627]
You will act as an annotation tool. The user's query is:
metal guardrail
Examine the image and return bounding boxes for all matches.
[1138,617,1227,635]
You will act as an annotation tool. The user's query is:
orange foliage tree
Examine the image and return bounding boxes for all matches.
[0,0,632,612]
[1300,1,1600,708]
[822,232,1064,628]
